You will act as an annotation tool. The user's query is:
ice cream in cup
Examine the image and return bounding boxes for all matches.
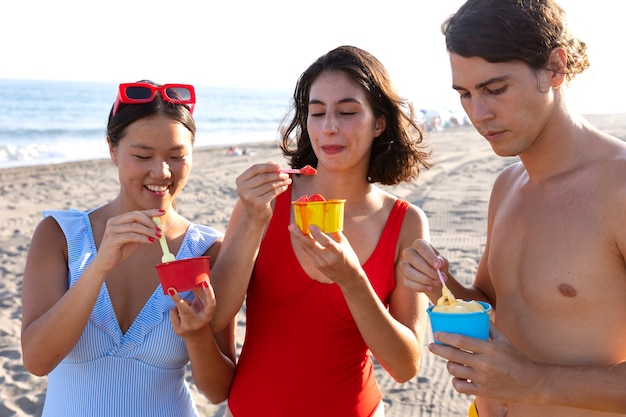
[292,194,346,234]
[155,256,211,295]
[427,300,492,343]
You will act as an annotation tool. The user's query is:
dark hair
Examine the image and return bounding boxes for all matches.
[442,0,589,81]
[279,45,431,186]
[106,79,197,146]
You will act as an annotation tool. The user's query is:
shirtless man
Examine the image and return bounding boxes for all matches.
[400,0,626,416]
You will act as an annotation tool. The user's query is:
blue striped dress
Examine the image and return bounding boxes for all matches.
[40,208,222,417]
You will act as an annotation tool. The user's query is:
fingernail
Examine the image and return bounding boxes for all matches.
[155,232,162,238]
[159,209,166,213]
[167,288,176,296]
[202,281,209,288]
[148,237,155,243]
[155,226,161,232]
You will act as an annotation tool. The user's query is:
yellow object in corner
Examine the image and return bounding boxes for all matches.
[468,400,479,417]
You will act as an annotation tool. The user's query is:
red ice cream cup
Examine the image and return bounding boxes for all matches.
[155,256,211,295]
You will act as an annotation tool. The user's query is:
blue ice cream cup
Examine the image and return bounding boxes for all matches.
[427,301,492,344]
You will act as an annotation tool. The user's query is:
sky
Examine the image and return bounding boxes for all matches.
[2,0,625,114]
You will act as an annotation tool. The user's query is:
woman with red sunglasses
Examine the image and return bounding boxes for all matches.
[20,80,236,417]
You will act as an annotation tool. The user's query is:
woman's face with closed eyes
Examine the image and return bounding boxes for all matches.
[306,71,385,175]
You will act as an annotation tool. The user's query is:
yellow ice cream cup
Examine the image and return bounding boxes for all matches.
[293,199,345,234]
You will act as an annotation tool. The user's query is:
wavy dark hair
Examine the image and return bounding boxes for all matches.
[442,0,589,81]
[106,80,196,147]
[279,45,431,186]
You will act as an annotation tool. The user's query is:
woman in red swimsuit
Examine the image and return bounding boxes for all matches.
[211,45,433,417]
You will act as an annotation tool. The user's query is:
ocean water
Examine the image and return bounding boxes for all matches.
[0,79,293,169]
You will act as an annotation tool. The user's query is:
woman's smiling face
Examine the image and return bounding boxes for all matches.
[109,113,193,211]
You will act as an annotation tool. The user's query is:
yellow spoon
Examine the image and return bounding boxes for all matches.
[152,217,176,263]
[436,269,456,307]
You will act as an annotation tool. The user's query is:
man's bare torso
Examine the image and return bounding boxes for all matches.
[477,137,626,416]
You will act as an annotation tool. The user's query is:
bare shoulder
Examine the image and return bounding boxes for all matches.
[487,161,525,208]
[493,160,525,186]
[584,119,626,159]
[401,200,428,226]
[377,191,429,248]
[598,135,626,208]
[25,216,68,274]
[594,130,626,184]
[23,217,68,303]
[602,132,626,160]
[31,216,66,248]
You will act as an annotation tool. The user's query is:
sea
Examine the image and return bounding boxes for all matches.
[0,79,294,169]
[3,78,619,170]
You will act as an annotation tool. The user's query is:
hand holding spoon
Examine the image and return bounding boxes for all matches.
[280,164,317,175]
[152,217,176,263]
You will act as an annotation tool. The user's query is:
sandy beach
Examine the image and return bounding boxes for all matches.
[1,113,624,417]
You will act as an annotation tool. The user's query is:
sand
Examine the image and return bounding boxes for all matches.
[1,113,623,416]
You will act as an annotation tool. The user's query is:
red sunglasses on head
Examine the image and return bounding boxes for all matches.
[112,82,196,116]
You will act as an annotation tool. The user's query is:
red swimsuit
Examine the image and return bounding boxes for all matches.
[228,187,409,417]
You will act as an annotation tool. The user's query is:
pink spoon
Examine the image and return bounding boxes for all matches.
[280,164,317,175]
[436,269,446,287]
